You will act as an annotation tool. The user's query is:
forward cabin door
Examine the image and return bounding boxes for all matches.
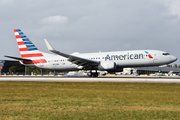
[143,53,153,65]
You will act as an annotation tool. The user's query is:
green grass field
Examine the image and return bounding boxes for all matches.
[0,82,179,120]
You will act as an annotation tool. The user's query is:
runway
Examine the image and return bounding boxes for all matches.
[0,76,180,83]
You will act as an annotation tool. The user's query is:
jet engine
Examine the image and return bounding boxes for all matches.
[98,61,116,70]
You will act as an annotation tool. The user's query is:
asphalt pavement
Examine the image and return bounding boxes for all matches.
[0,76,180,83]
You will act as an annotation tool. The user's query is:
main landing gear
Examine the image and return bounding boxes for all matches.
[87,71,99,77]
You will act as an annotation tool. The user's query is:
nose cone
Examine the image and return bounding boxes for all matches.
[171,55,177,62]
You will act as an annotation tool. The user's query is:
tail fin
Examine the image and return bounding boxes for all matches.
[14,29,47,64]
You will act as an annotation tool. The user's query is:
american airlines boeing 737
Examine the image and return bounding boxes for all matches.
[5,29,177,77]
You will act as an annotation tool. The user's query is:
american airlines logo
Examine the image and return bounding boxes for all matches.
[145,51,153,58]
[105,53,144,61]
[105,51,153,61]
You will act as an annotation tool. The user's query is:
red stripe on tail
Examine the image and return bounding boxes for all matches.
[17,41,25,45]
[16,35,21,39]
[19,48,29,51]
[21,53,44,58]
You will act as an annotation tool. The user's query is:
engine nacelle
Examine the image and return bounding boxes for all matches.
[98,61,116,70]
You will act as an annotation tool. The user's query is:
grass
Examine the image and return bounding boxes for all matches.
[0,82,179,119]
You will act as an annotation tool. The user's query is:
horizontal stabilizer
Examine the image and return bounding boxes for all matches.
[4,55,32,61]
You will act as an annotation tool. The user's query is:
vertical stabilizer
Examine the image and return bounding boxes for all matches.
[14,29,47,64]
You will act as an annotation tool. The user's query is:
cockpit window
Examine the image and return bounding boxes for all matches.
[162,53,170,55]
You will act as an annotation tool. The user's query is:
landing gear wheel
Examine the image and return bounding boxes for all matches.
[92,72,99,77]
[87,72,92,77]
[87,72,99,77]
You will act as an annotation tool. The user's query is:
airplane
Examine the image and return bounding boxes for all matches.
[5,29,177,77]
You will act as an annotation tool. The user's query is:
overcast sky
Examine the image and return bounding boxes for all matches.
[0,0,180,64]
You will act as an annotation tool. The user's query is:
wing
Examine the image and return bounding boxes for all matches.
[44,39,99,68]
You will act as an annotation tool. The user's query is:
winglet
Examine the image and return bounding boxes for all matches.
[44,39,55,51]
